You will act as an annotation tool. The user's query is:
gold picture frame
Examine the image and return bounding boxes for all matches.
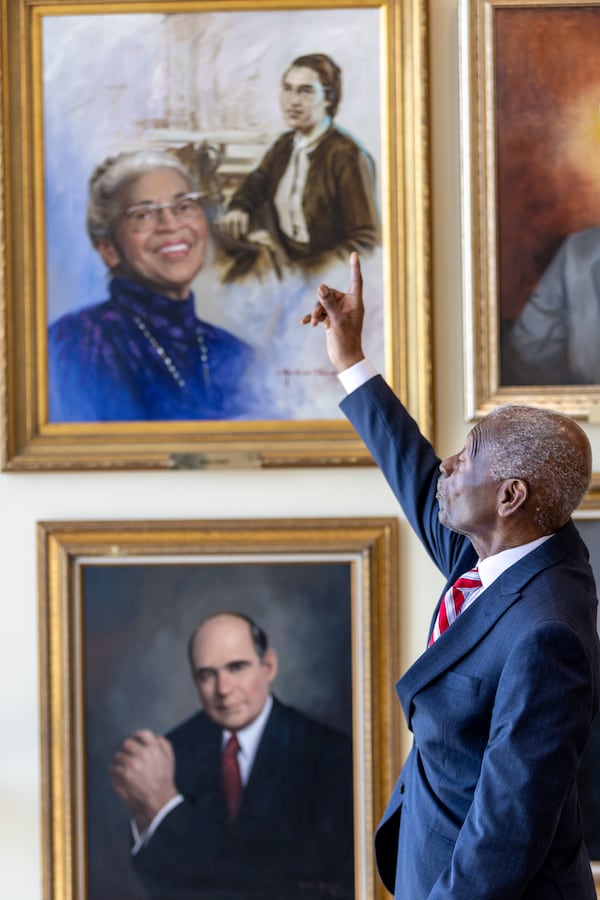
[38,516,400,900]
[459,0,600,424]
[0,0,431,471]
[572,505,600,897]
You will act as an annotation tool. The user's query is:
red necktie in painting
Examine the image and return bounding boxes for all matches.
[428,567,482,646]
[221,733,242,820]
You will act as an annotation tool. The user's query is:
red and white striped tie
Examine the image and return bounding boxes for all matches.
[428,567,482,646]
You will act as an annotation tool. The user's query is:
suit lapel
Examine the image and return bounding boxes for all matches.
[239,698,290,820]
[397,524,579,723]
[397,581,520,721]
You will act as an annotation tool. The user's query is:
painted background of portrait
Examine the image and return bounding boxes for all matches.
[82,559,352,899]
[495,8,600,347]
[42,9,384,423]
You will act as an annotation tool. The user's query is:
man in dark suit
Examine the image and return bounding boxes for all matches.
[110,612,353,899]
[303,253,600,898]
[504,226,600,386]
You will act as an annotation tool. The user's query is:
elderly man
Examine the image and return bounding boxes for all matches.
[110,612,353,899]
[303,253,600,899]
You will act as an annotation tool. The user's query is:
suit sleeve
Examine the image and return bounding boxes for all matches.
[227,139,287,218]
[341,376,471,577]
[331,145,380,251]
[131,802,233,899]
[504,242,569,385]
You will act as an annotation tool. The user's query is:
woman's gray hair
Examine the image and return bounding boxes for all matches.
[479,404,592,533]
[86,149,198,245]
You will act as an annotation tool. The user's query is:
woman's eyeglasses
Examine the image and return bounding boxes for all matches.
[121,193,205,233]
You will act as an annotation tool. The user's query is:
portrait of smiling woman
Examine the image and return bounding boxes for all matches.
[48,149,257,422]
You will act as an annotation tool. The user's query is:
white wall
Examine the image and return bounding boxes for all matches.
[2,2,599,898]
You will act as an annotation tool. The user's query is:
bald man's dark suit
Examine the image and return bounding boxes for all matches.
[132,696,354,900]
[341,375,600,899]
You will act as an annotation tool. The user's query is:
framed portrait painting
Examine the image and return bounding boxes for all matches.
[460,0,600,423]
[38,516,400,900]
[0,0,431,470]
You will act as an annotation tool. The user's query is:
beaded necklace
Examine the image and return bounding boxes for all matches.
[133,314,211,390]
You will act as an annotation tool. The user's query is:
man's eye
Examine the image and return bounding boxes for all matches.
[228,661,248,673]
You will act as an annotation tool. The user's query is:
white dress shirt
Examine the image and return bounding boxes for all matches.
[274,116,332,242]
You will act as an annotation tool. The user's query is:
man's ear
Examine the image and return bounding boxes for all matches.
[497,478,529,518]
[95,238,121,269]
[263,648,278,683]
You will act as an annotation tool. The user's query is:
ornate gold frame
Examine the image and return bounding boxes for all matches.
[459,0,600,428]
[38,516,400,900]
[0,0,431,470]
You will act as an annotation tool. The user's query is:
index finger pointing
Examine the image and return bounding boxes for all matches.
[348,252,362,294]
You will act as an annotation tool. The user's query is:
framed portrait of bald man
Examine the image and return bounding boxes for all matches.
[460,0,600,432]
[0,0,431,470]
[37,517,400,900]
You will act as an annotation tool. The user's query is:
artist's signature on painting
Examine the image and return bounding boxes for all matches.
[277,368,338,386]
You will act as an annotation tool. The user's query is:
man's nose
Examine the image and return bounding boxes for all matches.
[215,670,233,694]
[439,454,456,477]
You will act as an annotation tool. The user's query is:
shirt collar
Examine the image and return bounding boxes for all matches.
[222,693,273,759]
[293,116,332,151]
[478,534,553,588]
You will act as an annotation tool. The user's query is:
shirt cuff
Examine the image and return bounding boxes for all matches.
[337,358,378,394]
[130,794,184,855]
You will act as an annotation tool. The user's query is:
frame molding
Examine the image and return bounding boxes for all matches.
[1,0,431,470]
[38,516,400,900]
[459,0,600,427]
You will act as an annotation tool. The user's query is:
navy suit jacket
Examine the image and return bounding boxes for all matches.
[132,697,354,900]
[342,376,600,899]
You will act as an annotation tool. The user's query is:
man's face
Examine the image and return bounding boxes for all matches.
[436,426,501,540]
[190,615,277,731]
[97,168,208,300]
[280,66,329,134]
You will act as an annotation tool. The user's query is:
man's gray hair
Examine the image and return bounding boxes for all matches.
[86,148,198,245]
[480,404,591,533]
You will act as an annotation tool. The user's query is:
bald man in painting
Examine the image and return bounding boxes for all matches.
[110,612,354,899]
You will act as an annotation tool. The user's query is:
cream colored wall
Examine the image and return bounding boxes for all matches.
[2,3,599,898]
